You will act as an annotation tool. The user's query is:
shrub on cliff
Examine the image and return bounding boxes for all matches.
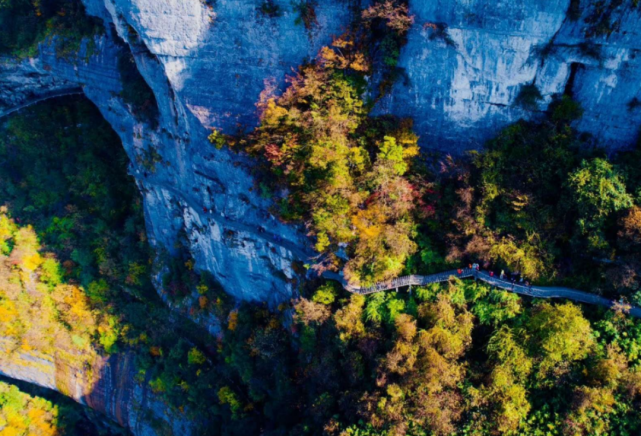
[0,209,112,363]
[569,158,633,235]
[0,381,96,436]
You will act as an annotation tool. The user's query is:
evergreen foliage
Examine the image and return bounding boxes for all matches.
[0,0,103,58]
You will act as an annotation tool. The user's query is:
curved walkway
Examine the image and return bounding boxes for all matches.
[323,268,641,318]
[0,88,84,119]
[131,172,641,319]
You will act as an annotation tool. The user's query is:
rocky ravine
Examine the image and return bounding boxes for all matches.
[2,0,641,435]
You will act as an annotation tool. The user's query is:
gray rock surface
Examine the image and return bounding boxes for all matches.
[99,0,354,306]
[379,0,641,151]
[0,340,196,436]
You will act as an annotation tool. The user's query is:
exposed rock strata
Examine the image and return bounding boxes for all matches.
[379,0,641,151]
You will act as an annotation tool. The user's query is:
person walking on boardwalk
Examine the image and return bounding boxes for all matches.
[500,270,505,280]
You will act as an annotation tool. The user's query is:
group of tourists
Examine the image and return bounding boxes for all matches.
[457,263,532,290]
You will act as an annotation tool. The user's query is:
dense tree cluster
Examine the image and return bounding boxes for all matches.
[250,2,421,286]
[0,96,153,311]
[199,277,641,436]
[0,210,110,362]
[416,107,641,302]
[0,380,121,436]
[0,380,65,436]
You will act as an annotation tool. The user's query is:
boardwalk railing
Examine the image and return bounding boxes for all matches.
[351,269,476,294]
[322,269,641,318]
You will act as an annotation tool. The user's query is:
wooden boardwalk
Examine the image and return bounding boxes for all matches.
[322,268,641,318]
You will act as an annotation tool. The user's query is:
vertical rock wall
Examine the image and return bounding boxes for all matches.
[378,0,641,151]
[97,0,354,305]
[0,343,195,436]
[0,0,354,306]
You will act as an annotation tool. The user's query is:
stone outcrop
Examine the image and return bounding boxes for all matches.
[0,341,195,436]
[379,0,641,151]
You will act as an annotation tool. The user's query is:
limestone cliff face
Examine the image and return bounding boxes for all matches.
[0,341,195,436]
[1,0,346,307]
[379,0,641,151]
[92,0,348,306]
